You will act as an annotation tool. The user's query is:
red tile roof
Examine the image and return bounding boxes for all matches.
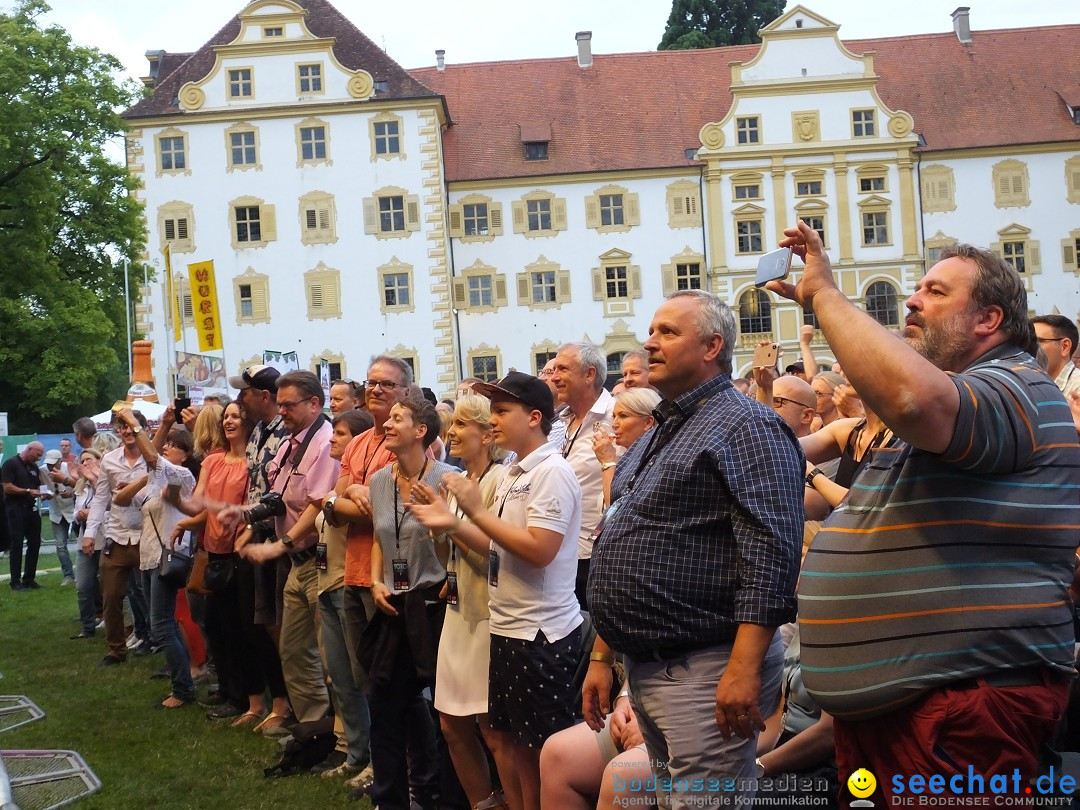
[411,25,1080,183]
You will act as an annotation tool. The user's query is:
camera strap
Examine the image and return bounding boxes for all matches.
[271,412,329,494]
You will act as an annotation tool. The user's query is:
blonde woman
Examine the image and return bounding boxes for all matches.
[590,387,661,508]
[71,448,103,639]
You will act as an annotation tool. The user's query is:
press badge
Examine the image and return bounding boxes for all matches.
[488,549,499,588]
[446,571,459,605]
[392,558,410,591]
[314,542,328,571]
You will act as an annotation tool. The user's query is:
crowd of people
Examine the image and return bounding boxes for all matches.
[3,220,1080,810]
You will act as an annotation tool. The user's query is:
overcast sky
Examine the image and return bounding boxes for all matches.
[14,0,1079,84]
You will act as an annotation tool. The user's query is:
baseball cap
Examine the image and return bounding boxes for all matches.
[43,449,62,464]
[228,364,280,392]
[785,361,805,374]
[472,371,554,422]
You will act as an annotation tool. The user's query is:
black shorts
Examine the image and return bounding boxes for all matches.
[488,624,583,748]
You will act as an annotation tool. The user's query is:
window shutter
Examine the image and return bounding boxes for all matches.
[997,175,1011,197]
[489,204,504,235]
[629,266,642,298]
[585,195,599,229]
[310,282,324,310]
[448,204,463,238]
[363,198,377,234]
[552,199,567,231]
[164,219,176,240]
[516,272,530,304]
[1029,243,1040,272]
[451,278,468,309]
[493,274,507,307]
[1011,175,1024,195]
[406,195,421,231]
[511,201,526,233]
[261,205,277,242]
[306,208,318,231]
[177,218,189,240]
[661,263,675,296]
[686,194,698,216]
[626,193,640,226]
[1071,170,1080,195]
[251,283,268,319]
[557,271,571,303]
[1063,241,1076,269]
[672,195,684,217]
[324,277,340,315]
[182,292,193,320]
[592,267,605,301]
[319,206,331,231]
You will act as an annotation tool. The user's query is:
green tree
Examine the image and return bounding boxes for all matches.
[0,0,146,433]
[658,0,785,49]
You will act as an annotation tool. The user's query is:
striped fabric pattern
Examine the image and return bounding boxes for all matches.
[800,345,1080,719]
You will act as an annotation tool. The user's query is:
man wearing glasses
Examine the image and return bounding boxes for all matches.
[237,371,339,725]
[330,379,365,415]
[1031,314,1080,397]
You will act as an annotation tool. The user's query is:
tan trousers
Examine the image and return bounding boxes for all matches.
[279,558,329,722]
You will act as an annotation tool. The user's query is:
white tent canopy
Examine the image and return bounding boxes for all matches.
[90,400,167,429]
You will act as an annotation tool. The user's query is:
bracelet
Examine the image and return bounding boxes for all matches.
[370,580,384,590]
[617,690,630,699]
[600,461,616,470]
[805,468,823,487]
[589,651,616,666]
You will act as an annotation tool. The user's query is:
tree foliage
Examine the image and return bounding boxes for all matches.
[0,0,147,432]
[658,0,785,49]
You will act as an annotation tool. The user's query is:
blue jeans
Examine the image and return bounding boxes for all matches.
[146,570,194,702]
[75,548,101,635]
[52,518,74,578]
[318,587,371,767]
[627,634,784,810]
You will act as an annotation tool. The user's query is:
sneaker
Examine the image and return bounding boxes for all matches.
[320,760,363,780]
[61,576,75,586]
[95,619,105,630]
[99,655,126,667]
[309,750,346,775]
[125,632,139,649]
[197,692,226,708]
[345,763,374,792]
[206,703,243,721]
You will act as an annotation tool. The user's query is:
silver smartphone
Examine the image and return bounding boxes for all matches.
[755,247,793,287]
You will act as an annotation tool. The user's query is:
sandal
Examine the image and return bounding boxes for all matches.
[160,695,189,709]
[231,710,266,728]
[253,711,292,736]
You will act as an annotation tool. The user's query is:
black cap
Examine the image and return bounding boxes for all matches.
[228,364,280,392]
[785,361,805,374]
[472,371,554,422]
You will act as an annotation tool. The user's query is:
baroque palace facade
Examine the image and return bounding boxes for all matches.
[123,0,1080,395]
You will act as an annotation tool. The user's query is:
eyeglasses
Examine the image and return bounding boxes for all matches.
[364,379,402,391]
[277,397,314,411]
[773,396,814,410]
[538,368,554,378]
[332,378,361,391]
[1036,337,1065,343]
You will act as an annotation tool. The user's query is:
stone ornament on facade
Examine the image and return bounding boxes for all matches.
[888,111,914,138]
[347,70,374,100]
[178,83,205,111]
[793,112,819,142]
[699,122,725,150]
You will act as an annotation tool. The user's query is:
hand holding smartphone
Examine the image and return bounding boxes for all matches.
[755,247,793,287]
[752,342,780,369]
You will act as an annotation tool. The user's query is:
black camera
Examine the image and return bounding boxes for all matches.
[245,491,286,523]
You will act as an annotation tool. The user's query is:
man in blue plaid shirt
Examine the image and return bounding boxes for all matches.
[584,290,804,808]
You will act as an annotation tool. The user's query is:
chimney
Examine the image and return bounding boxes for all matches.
[436,49,445,71]
[575,31,592,69]
[951,7,971,45]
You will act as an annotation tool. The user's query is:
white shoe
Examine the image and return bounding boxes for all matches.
[95,619,105,630]
[61,576,75,586]
[125,632,139,649]
[345,764,374,790]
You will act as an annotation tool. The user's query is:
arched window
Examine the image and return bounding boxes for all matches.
[865,280,900,326]
[739,289,772,335]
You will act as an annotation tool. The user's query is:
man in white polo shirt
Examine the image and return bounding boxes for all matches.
[434,371,582,810]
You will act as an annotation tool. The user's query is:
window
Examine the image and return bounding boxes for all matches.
[920,165,956,213]
[796,180,822,197]
[736,116,760,145]
[991,225,1039,282]
[1066,156,1080,205]
[803,308,819,329]
[377,258,415,313]
[233,268,269,324]
[861,211,889,245]
[448,194,503,242]
[227,68,253,99]
[856,166,888,194]
[297,64,323,94]
[512,192,567,237]
[1061,230,1080,274]
[592,249,642,316]
[154,128,189,177]
[225,123,259,171]
[516,257,571,309]
[661,249,706,296]
[451,261,508,313]
[305,264,341,320]
[174,280,193,323]
[991,159,1030,208]
[297,121,329,165]
[800,215,826,247]
[299,191,337,245]
[228,197,276,249]
[524,142,548,161]
[370,113,403,160]
[158,202,195,253]
[364,188,421,239]
[736,219,763,254]
[925,231,956,266]
[1002,240,1025,272]
[852,109,876,138]
[263,26,283,37]
[471,355,499,382]
[738,289,772,335]
[734,183,761,200]
[666,180,701,229]
[534,350,557,375]
[865,280,899,326]
[585,185,640,233]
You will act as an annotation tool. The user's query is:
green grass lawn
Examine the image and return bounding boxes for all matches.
[0,552,372,809]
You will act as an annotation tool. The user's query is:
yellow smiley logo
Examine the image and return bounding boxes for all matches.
[848,768,877,799]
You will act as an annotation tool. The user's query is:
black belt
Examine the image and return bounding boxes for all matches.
[626,640,719,664]
[289,548,316,565]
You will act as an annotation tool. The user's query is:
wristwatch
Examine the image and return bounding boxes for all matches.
[805,467,823,487]
[132,425,143,436]
[600,461,616,470]
[322,495,338,525]
[754,758,766,779]
[279,535,295,549]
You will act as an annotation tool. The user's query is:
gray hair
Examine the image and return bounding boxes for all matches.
[615,387,661,418]
[558,341,606,394]
[812,370,845,391]
[622,348,648,367]
[667,290,737,375]
[369,354,414,387]
[72,417,96,440]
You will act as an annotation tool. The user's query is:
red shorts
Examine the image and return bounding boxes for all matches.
[834,671,1069,808]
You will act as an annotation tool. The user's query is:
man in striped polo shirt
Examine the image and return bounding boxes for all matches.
[769,222,1080,801]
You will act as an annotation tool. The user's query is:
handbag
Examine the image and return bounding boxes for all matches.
[203,555,237,593]
[187,547,210,595]
[149,512,194,589]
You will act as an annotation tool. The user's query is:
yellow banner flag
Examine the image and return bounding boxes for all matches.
[187,260,223,353]
[164,243,181,343]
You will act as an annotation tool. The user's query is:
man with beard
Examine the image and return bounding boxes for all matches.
[768,223,1080,805]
